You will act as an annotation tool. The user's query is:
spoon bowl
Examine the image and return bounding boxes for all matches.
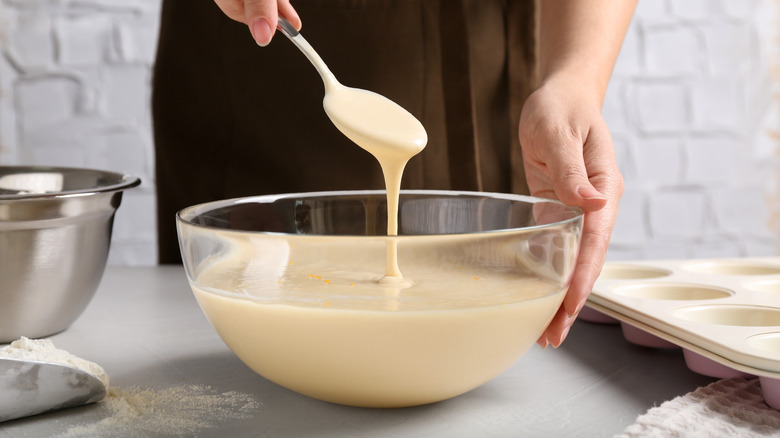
[276,17,427,162]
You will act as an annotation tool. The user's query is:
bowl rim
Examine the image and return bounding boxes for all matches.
[176,189,584,237]
[0,165,141,200]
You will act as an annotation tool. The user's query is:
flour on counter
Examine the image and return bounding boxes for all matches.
[1,338,259,436]
[0,337,109,389]
[58,384,260,438]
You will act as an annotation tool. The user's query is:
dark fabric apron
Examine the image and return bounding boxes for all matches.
[152,0,536,263]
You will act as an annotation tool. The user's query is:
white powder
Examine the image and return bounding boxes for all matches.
[0,337,109,389]
[1,338,260,436]
[58,384,260,438]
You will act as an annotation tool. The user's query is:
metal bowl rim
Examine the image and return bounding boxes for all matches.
[0,165,141,200]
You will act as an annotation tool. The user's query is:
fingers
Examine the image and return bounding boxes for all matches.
[244,0,278,46]
[278,1,302,30]
[546,125,611,212]
[565,207,614,313]
[537,306,572,348]
[214,0,247,23]
[539,175,622,348]
[213,0,301,46]
[560,125,624,318]
[524,108,624,348]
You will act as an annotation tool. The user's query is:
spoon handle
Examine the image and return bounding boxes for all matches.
[277,17,299,38]
[276,17,338,89]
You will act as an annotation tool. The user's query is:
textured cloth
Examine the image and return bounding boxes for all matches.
[617,378,780,438]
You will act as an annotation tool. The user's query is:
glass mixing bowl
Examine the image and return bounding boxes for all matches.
[177,190,582,408]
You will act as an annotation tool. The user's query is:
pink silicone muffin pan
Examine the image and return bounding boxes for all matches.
[584,257,780,410]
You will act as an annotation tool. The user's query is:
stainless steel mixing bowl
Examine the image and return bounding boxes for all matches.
[0,166,140,343]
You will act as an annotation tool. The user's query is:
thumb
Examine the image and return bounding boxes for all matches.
[547,145,608,212]
[574,184,609,211]
[244,0,278,46]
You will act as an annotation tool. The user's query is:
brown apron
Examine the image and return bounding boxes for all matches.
[152,0,536,263]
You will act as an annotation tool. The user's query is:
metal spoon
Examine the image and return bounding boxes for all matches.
[275,17,427,282]
[0,357,106,422]
[275,17,427,156]
[277,17,340,92]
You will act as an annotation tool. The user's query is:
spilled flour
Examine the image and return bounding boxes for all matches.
[0,337,259,435]
[58,384,260,438]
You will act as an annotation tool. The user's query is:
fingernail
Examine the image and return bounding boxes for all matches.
[552,326,571,349]
[250,18,272,46]
[577,185,607,201]
[566,299,585,319]
[565,312,579,327]
[537,336,549,349]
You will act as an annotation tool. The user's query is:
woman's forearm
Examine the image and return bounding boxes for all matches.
[538,0,638,103]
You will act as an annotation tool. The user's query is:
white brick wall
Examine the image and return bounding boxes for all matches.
[0,0,160,265]
[606,0,780,261]
[0,0,778,265]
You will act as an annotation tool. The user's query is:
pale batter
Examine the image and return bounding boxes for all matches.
[282,20,427,281]
[192,239,565,407]
[324,84,426,281]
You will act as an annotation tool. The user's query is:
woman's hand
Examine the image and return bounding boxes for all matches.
[524,0,636,348]
[519,78,624,348]
[214,0,301,46]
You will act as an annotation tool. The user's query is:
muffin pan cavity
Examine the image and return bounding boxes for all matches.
[613,283,733,301]
[745,279,780,294]
[761,377,780,410]
[599,264,672,280]
[620,322,679,349]
[673,305,780,327]
[682,260,780,276]
[578,306,620,324]
[577,264,672,324]
[747,332,780,356]
[682,349,754,379]
[586,257,780,410]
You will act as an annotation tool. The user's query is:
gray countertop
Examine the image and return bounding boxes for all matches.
[0,266,715,438]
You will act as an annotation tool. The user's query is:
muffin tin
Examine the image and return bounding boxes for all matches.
[583,257,780,410]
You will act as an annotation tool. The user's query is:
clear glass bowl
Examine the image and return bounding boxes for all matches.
[177,190,582,407]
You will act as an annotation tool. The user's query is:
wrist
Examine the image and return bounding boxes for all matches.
[535,73,606,110]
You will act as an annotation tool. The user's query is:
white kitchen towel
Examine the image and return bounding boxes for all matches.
[616,378,780,437]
